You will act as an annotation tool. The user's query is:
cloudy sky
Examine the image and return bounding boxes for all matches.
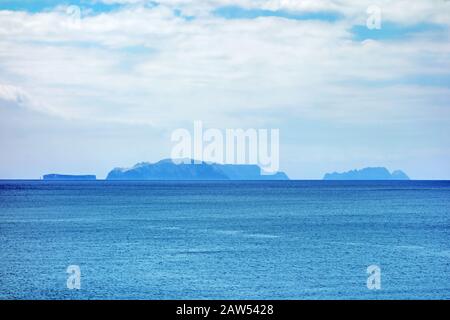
[0,0,449,179]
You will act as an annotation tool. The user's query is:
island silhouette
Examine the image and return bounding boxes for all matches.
[323,167,409,180]
[106,159,289,180]
[42,161,410,181]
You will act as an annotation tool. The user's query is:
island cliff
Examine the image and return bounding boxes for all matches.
[106,159,289,180]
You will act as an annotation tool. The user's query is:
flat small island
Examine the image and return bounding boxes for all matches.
[43,174,97,181]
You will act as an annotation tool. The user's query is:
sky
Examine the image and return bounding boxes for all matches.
[0,0,449,179]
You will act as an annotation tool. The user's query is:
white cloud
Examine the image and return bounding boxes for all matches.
[0,83,65,116]
[1,3,448,127]
[0,84,29,104]
[0,1,449,178]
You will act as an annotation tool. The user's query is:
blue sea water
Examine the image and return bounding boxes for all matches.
[0,180,449,300]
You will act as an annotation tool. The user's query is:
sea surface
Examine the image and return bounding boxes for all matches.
[0,180,449,299]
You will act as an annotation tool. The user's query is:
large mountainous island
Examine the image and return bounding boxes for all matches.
[323,167,409,180]
[106,159,289,180]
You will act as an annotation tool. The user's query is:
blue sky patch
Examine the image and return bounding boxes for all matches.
[351,22,447,41]
[213,5,342,22]
[402,73,450,88]
[0,0,124,13]
[173,8,195,22]
[337,73,450,90]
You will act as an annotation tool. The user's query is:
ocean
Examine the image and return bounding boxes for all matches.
[0,180,449,299]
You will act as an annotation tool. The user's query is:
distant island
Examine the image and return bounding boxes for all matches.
[323,167,409,180]
[43,174,97,181]
[106,159,289,180]
[42,165,410,181]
